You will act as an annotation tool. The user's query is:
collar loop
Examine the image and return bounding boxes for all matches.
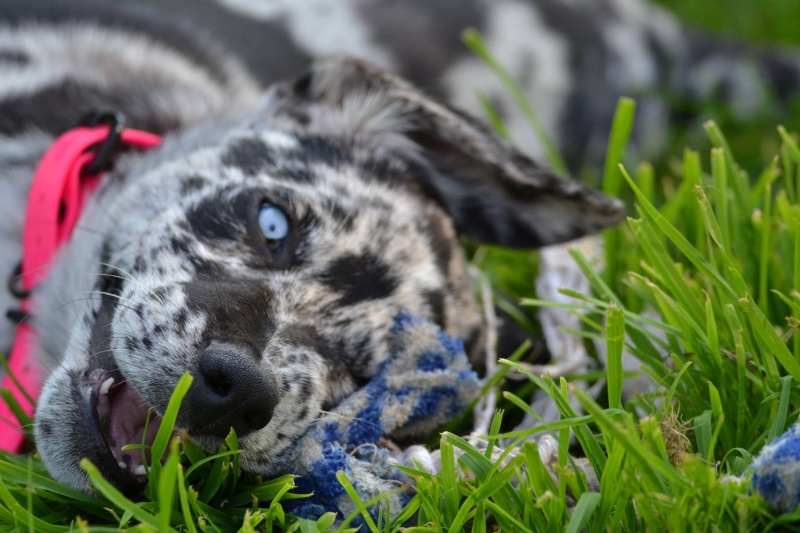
[0,118,161,452]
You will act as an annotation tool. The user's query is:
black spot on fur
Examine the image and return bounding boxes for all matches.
[151,287,170,302]
[180,176,207,195]
[0,81,180,136]
[186,192,251,243]
[142,336,153,351]
[125,337,139,352]
[287,109,311,126]
[422,290,445,326]
[301,377,313,398]
[110,0,314,87]
[350,334,373,373]
[358,0,481,95]
[463,326,483,360]
[2,0,241,83]
[320,253,398,306]
[174,309,188,335]
[280,325,319,352]
[293,135,354,168]
[292,72,313,98]
[132,256,146,274]
[0,49,28,65]
[188,254,227,278]
[39,421,52,436]
[279,166,315,184]
[423,214,453,275]
[169,236,191,256]
[321,197,353,231]
[221,138,275,175]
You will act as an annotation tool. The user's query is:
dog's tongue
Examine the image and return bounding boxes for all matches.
[106,382,163,476]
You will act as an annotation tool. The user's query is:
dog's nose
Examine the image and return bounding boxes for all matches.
[185,343,277,439]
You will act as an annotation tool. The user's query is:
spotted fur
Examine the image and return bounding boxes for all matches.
[0,0,794,494]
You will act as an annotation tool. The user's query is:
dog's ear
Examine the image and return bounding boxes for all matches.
[261,56,624,248]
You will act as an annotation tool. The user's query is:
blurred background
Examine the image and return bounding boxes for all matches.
[654,0,800,46]
[479,0,800,308]
[649,0,800,170]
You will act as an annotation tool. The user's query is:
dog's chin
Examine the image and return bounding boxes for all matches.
[44,364,165,496]
[35,360,170,495]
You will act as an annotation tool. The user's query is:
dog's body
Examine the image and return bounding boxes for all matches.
[0,0,795,494]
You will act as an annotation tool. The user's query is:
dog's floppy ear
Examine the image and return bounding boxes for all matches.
[262,56,624,248]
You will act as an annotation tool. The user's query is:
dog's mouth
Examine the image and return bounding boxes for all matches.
[87,367,163,492]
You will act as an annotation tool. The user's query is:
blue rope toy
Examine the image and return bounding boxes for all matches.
[751,423,800,513]
[265,313,481,521]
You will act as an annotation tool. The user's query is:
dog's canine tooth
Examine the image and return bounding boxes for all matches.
[132,465,147,476]
[117,461,127,470]
[99,377,114,396]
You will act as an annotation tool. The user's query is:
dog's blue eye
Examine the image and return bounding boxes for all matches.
[258,203,289,241]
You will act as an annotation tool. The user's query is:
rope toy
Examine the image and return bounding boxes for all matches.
[266,313,481,521]
[751,423,800,513]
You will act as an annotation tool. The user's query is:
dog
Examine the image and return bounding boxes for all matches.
[0,0,794,495]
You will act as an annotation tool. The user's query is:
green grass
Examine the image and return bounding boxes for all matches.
[4,2,800,530]
[655,0,800,46]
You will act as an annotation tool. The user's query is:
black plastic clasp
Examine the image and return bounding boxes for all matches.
[7,261,30,300]
[6,261,31,326]
[79,110,127,175]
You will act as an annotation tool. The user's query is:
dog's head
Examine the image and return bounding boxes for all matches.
[33,56,623,493]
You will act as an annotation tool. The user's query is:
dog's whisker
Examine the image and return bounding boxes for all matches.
[97,263,144,286]
[52,297,138,316]
[83,290,136,306]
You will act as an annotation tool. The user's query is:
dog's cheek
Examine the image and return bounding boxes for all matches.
[110,284,208,412]
[34,367,93,492]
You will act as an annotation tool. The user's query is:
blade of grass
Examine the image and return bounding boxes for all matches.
[149,372,193,492]
[461,29,567,175]
[80,459,161,530]
[740,294,800,381]
[606,303,625,410]
[565,492,601,533]
[767,375,793,442]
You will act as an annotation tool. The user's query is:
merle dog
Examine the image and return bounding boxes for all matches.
[0,0,794,494]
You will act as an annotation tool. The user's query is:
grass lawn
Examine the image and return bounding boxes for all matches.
[3,1,800,531]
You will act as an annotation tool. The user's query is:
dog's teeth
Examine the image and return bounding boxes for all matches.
[118,461,127,470]
[133,465,147,476]
[99,377,115,396]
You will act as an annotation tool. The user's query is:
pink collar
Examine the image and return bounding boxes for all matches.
[0,123,161,453]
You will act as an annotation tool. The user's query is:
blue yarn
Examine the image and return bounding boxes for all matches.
[410,388,457,421]
[769,435,800,463]
[278,313,480,523]
[753,469,786,498]
[289,502,329,520]
[417,351,447,371]
[390,311,416,333]
[750,424,800,513]
[436,328,464,359]
[319,421,344,444]
[309,444,350,501]
[346,401,384,445]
